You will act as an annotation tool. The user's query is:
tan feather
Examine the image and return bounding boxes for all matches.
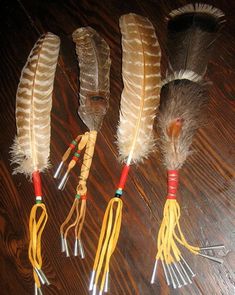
[118,13,161,164]
[11,32,60,176]
[72,27,111,131]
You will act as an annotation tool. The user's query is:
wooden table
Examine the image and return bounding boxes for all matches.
[0,0,234,294]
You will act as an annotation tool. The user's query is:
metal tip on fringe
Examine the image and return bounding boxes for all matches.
[92,284,97,295]
[78,239,85,259]
[34,268,45,285]
[39,269,50,286]
[34,268,50,286]
[89,270,96,291]
[162,260,170,286]
[61,234,65,252]
[54,161,64,179]
[58,171,69,190]
[200,244,225,251]
[34,284,38,295]
[198,253,223,264]
[166,263,176,289]
[74,239,78,256]
[170,264,182,288]
[152,258,196,288]
[34,284,43,295]
[104,272,109,293]
[150,259,158,284]
[178,260,192,284]
[173,262,187,286]
[181,256,196,277]
[64,238,70,257]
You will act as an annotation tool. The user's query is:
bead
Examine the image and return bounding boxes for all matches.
[115,189,123,195]
[36,196,42,204]
[81,195,87,200]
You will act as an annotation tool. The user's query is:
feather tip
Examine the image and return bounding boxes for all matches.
[169,3,225,21]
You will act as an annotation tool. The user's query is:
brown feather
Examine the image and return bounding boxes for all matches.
[72,27,111,131]
[118,13,161,164]
[159,79,208,170]
[10,33,60,176]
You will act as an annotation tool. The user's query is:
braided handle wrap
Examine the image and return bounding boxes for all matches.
[76,130,97,196]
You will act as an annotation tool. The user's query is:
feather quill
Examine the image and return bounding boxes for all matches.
[11,32,60,176]
[72,27,111,131]
[118,13,161,164]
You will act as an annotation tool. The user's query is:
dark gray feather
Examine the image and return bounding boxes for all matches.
[167,6,225,77]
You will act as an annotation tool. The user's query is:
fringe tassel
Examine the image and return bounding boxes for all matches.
[60,195,87,258]
[28,172,49,294]
[59,131,97,258]
[90,164,130,294]
[151,170,224,288]
[89,198,123,294]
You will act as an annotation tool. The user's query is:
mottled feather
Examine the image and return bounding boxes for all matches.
[159,79,208,169]
[72,27,111,131]
[118,13,161,164]
[11,32,60,176]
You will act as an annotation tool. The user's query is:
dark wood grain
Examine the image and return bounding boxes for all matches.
[0,0,234,294]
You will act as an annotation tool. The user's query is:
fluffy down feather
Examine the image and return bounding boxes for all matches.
[159,79,208,169]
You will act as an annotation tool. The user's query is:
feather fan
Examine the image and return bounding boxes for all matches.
[54,27,111,260]
[10,32,60,293]
[160,3,225,170]
[90,13,161,294]
[151,4,225,289]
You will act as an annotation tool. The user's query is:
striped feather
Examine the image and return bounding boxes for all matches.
[11,32,60,176]
[118,13,161,164]
[72,27,111,131]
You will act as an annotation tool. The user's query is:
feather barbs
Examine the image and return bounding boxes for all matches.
[72,27,111,131]
[169,3,225,21]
